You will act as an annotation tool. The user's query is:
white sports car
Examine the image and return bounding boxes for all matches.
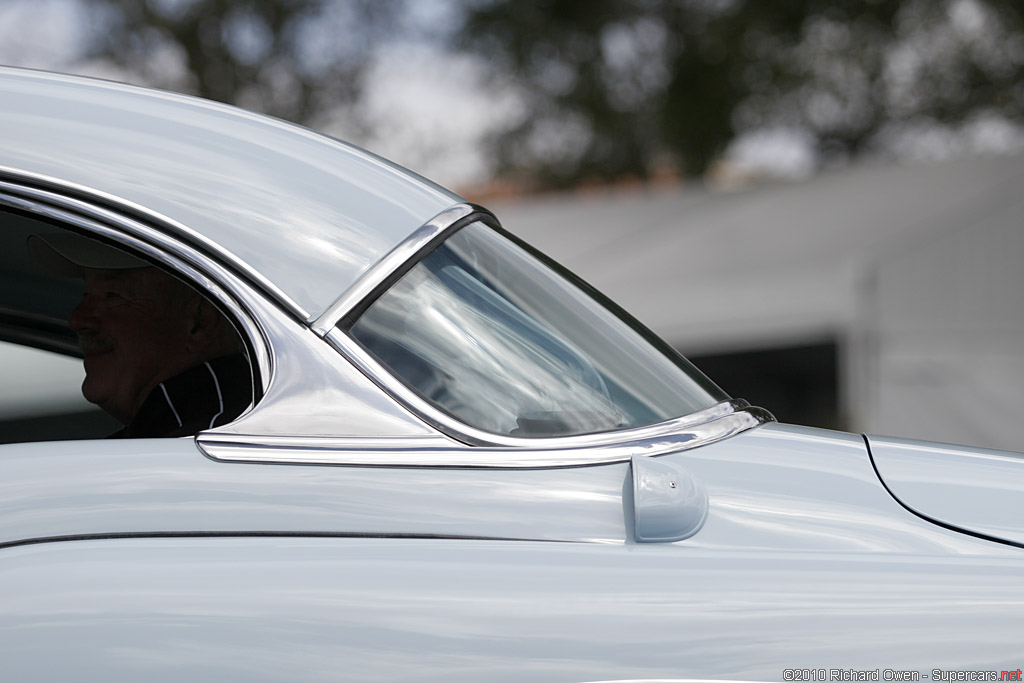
[0,68,1021,682]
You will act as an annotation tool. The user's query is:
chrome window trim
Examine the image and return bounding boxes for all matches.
[310,203,480,336]
[327,322,773,452]
[299,204,774,465]
[197,399,772,468]
[0,181,274,395]
[0,167,309,321]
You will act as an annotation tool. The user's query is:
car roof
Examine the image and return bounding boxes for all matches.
[0,67,462,321]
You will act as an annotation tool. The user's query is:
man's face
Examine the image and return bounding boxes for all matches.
[69,267,197,424]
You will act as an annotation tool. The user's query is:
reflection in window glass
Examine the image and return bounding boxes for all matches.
[348,222,725,437]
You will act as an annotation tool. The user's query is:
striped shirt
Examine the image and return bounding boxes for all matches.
[111,354,252,438]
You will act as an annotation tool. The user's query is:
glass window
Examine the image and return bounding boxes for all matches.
[347,222,726,437]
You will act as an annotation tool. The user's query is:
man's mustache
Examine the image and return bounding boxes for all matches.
[78,334,114,354]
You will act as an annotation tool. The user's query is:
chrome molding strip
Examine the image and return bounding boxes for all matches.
[327,325,773,451]
[310,203,478,336]
[197,400,773,468]
[0,168,309,321]
[0,530,565,552]
[0,185,274,394]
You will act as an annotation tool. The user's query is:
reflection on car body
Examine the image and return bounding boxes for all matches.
[0,67,1022,682]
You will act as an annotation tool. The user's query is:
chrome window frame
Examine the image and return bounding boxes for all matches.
[0,165,309,321]
[315,203,774,456]
[198,398,773,468]
[0,174,273,397]
[311,203,477,336]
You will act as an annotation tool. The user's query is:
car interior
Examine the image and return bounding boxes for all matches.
[0,207,251,443]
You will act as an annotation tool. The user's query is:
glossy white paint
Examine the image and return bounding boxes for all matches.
[629,455,707,542]
[4,536,1023,682]
[0,68,461,321]
[2,423,1023,680]
[1,423,1014,554]
[868,433,1024,547]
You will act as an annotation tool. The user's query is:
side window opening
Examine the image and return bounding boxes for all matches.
[0,207,254,442]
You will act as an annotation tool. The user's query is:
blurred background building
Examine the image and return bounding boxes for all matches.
[491,152,1024,450]
[1,0,1022,449]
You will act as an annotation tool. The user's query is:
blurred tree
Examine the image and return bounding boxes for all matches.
[460,0,1024,187]
[77,0,398,128]
[69,0,1024,189]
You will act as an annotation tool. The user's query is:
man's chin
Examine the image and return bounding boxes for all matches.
[82,381,115,417]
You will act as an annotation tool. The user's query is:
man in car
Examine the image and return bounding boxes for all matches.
[29,233,252,438]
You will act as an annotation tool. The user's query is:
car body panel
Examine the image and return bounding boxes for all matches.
[868,433,1024,547]
[4,423,1023,680]
[1,423,1008,554]
[0,67,461,320]
[0,437,631,546]
[3,536,1023,682]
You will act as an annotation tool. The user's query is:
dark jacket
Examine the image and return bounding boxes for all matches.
[112,354,252,438]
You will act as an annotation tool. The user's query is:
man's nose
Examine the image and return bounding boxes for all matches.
[69,296,97,333]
